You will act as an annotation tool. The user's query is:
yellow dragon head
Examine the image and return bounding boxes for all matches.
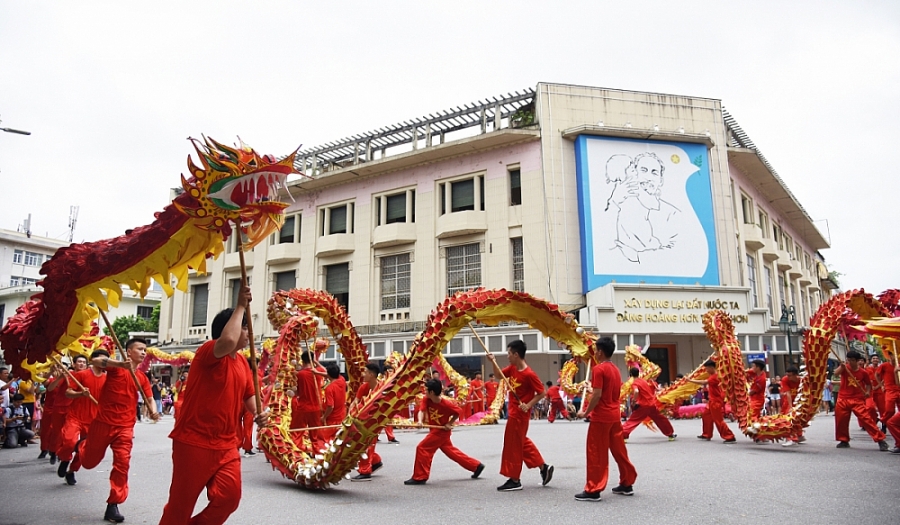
[175,137,302,248]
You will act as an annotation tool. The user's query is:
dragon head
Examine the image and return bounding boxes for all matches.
[175,137,302,248]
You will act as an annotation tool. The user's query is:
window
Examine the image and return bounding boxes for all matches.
[795,245,803,265]
[392,340,409,354]
[274,270,296,292]
[511,237,524,292]
[20,251,43,267]
[509,168,522,206]
[375,190,415,226]
[804,252,811,271]
[757,210,769,238]
[9,276,37,287]
[740,193,754,224]
[790,282,797,309]
[747,254,758,308]
[778,274,786,306]
[191,284,209,327]
[325,263,350,309]
[368,341,386,359]
[137,305,154,321]
[12,250,23,264]
[764,266,774,318]
[0,305,4,325]
[380,253,410,311]
[773,224,782,250]
[439,175,485,215]
[445,337,464,355]
[446,243,481,296]
[320,203,354,236]
[229,278,242,309]
[784,234,794,258]
[274,214,300,244]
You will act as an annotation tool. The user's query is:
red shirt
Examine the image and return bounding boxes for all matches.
[502,365,544,420]
[69,369,107,424]
[96,366,151,427]
[547,385,563,402]
[324,376,347,425]
[780,376,800,400]
[169,340,254,449]
[485,381,499,403]
[293,367,323,412]
[747,371,767,402]
[355,382,372,401]
[420,396,461,428]
[632,377,656,407]
[707,373,725,404]
[866,367,882,391]
[588,361,622,423]
[877,362,900,392]
[469,379,484,401]
[42,376,68,414]
[840,366,871,400]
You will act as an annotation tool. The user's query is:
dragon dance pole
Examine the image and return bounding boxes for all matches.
[467,322,523,405]
[235,230,264,415]
[48,354,99,405]
[98,308,153,408]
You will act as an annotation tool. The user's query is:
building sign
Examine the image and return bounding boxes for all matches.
[574,136,719,292]
[616,297,749,325]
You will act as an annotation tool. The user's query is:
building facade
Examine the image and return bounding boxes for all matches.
[157,82,834,381]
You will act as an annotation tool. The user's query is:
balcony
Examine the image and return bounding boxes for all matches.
[224,250,254,271]
[775,248,792,271]
[372,222,417,249]
[316,233,355,257]
[798,266,813,286]
[787,259,803,279]
[741,223,764,251]
[436,210,488,239]
[760,237,780,262]
[268,243,302,264]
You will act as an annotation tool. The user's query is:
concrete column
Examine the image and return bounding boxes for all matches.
[405,190,413,222]
[347,203,354,234]
[474,176,482,211]
[379,196,387,226]
[323,208,330,236]
[425,123,432,147]
[444,183,451,215]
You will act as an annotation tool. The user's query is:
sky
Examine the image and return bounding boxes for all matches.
[1,1,898,294]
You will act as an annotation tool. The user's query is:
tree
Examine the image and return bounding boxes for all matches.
[149,304,160,332]
[103,315,154,345]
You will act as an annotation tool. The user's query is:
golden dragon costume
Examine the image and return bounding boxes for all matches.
[0,138,300,379]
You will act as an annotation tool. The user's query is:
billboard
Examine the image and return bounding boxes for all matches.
[574,135,719,292]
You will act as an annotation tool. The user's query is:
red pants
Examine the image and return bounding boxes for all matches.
[290,410,324,453]
[701,401,735,440]
[384,425,395,441]
[58,417,91,461]
[547,399,569,423]
[159,441,241,525]
[500,415,544,480]
[882,389,900,425]
[887,411,900,447]
[749,397,765,418]
[584,420,637,493]
[42,411,66,454]
[622,405,674,438]
[322,420,341,442]
[411,429,480,481]
[72,420,134,504]
[240,412,254,452]
[835,396,886,443]
[357,442,381,475]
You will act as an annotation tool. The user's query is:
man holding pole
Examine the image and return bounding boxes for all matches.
[57,351,107,482]
[291,350,327,453]
[159,287,267,525]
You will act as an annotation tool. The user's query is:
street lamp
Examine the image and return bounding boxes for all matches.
[779,303,799,366]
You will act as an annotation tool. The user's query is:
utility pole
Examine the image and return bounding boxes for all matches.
[68,206,79,242]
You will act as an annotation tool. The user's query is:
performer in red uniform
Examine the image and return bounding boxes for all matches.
[575,337,637,502]
[484,374,499,409]
[404,378,484,485]
[160,288,266,525]
[545,381,569,423]
[865,355,885,425]
[746,359,767,419]
[878,349,900,437]
[689,360,736,443]
[834,350,888,450]
[322,363,347,442]
[38,363,68,464]
[172,370,188,419]
[381,363,399,444]
[351,363,384,481]
[291,350,327,453]
[57,351,107,481]
[469,373,485,415]
[490,339,553,492]
[779,366,804,446]
[69,341,157,523]
[621,368,675,441]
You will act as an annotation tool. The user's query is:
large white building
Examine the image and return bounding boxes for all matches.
[157,83,837,381]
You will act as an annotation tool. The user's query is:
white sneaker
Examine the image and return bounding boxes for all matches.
[781,440,796,447]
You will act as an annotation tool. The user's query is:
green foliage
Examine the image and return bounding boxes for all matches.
[149,304,160,332]
[102,315,154,345]
[828,270,842,288]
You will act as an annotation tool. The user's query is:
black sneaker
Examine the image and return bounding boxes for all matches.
[540,464,554,486]
[611,484,634,496]
[471,463,485,479]
[497,479,522,491]
[404,478,426,485]
[697,435,711,441]
[243,450,257,457]
[65,471,76,486]
[57,460,70,478]
[371,461,383,473]
[723,438,736,444]
[388,439,400,444]
[38,450,48,459]
[836,441,850,448]
[49,453,57,465]
[104,503,124,523]
[574,491,601,502]
[351,474,372,482]
[878,440,889,451]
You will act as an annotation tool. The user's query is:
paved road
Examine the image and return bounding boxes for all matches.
[1,413,897,525]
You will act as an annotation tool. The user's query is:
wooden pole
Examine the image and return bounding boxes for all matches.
[49,354,99,405]
[235,230,264,415]
[98,308,152,407]
[467,322,523,404]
